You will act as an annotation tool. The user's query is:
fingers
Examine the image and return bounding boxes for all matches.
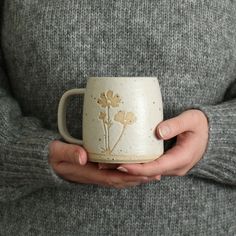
[118,110,208,177]
[49,140,88,165]
[156,143,194,176]
[117,133,196,177]
[55,161,158,189]
[50,141,160,188]
[156,110,203,140]
[116,150,186,177]
[98,163,119,170]
[95,167,151,187]
[52,110,208,185]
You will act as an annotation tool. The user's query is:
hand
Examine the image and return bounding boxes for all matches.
[48,140,157,189]
[116,109,209,177]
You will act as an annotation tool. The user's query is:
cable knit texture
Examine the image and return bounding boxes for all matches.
[0,0,236,235]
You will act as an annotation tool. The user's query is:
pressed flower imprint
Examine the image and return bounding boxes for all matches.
[97,90,137,155]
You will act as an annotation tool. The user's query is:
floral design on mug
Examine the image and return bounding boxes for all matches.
[97,90,121,108]
[97,90,137,155]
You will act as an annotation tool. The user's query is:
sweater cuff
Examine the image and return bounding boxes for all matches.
[188,100,236,185]
[1,129,69,187]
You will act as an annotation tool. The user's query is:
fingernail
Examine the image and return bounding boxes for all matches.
[117,167,128,173]
[155,175,161,180]
[158,126,170,138]
[75,152,84,165]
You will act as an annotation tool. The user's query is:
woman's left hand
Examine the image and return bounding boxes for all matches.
[115,109,209,178]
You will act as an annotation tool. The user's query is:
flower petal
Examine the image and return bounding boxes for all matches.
[99,111,106,119]
[97,96,108,107]
[106,90,113,99]
[114,111,125,124]
[110,94,121,107]
[125,112,136,125]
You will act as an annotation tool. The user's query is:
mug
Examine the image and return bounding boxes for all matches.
[58,77,163,163]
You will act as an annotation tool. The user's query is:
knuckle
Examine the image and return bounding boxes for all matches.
[64,148,71,160]
[173,118,183,134]
[64,147,77,163]
[182,155,192,166]
[176,169,188,176]
[107,177,127,189]
[188,110,199,125]
[106,177,119,188]
[49,140,59,156]
[52,162,64,174]
[105,179,112,187]
[72,150,80,164]
[49,141,61,164]
[177,118,185,132]
[114,184,125,189]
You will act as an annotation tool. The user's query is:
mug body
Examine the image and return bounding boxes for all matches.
[83,77,163,163]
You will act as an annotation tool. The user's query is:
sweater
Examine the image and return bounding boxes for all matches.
[0,0,236,235]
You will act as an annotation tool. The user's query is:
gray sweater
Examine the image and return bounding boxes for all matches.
[0,0,236,235]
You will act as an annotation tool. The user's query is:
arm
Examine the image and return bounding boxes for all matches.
[188,80,236,185]
[0,43,68,202]
[0,0,72,202]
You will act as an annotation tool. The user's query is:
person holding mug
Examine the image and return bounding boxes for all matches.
[0,0,235,235]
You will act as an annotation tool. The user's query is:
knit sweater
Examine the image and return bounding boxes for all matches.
[0,0,236,235]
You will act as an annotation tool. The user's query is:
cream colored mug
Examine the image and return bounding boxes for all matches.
[58,77,163,163]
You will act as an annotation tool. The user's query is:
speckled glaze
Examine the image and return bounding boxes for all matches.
[58,77,163,163]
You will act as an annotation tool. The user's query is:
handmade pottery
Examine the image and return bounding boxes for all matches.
[58,77,163,163]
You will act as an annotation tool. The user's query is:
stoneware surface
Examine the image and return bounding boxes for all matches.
[58,77,163,163]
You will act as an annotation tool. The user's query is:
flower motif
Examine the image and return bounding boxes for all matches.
[114,111,137,126]
[97,92,108,108]
[106,90,121,107]
[99,112,106,120]
[96,90,137,154]
[97,90,121,108]
[114,111,125,123]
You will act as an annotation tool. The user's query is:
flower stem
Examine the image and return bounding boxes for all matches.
[107,106,111,152]
[102,119,107,150]
[111,125,126,153]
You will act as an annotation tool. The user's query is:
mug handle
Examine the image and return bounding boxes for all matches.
[58,88,86,145]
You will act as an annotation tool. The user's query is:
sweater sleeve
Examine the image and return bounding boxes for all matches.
[188,80,236,186]
[0,52,72,202]
[0,0,73,203]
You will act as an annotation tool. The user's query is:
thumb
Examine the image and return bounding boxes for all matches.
[49,140,88,165]
[156,110,199,140]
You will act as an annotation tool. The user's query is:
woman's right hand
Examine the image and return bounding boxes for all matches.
[49,140,157,189]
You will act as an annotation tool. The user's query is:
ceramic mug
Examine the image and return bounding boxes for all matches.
[58,77,163,163]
